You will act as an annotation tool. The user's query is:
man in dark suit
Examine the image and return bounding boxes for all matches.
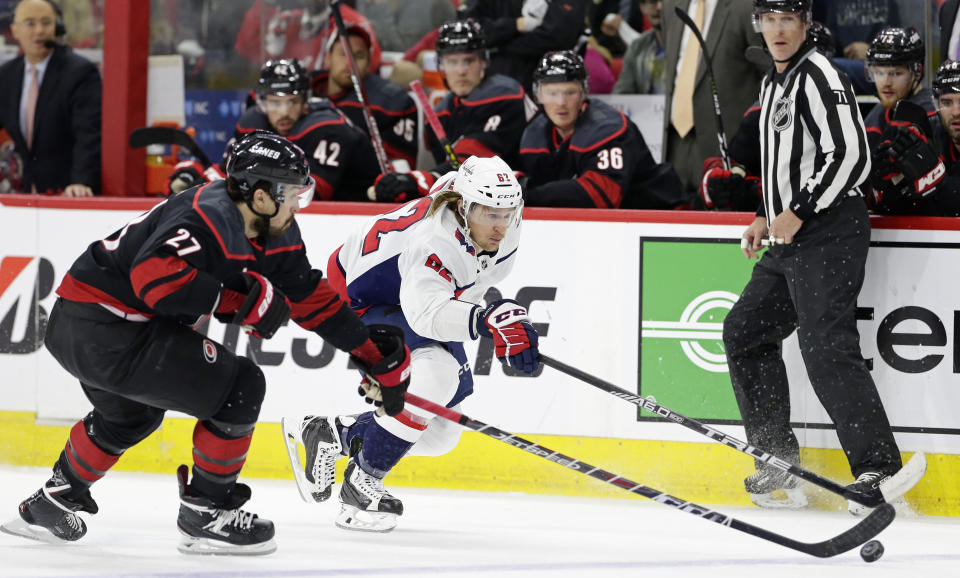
[661,0,765,193]
[0,0,101,195]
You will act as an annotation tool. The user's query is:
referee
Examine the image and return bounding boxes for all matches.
[722,0,904,514]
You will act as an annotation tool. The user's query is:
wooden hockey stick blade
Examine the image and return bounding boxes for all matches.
[129,126,213,168]
[403,392,896,558]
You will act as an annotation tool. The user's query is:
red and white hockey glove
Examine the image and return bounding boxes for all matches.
[164,160,225,196]
[700,158,761,210]
[350,325,411,417]
[372,170,437,203]
[233,271,290,339]
[477,299,540,375]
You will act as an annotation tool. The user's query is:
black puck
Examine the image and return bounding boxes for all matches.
[860,540,884,563]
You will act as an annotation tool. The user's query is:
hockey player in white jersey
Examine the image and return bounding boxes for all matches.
[282,155,539,532]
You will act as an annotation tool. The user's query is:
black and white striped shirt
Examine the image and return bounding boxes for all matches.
[758,49,870,221]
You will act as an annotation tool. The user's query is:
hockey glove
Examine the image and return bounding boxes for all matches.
[477,299,540,375]
[372,170,437,203]
[700,158,761,211]
[233,271,290,339]
[521,0,549,31]
[164,160,225,196]
[349,325,411,417]
[887,125,945,196]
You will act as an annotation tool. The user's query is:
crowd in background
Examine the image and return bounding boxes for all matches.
[0,0,958,216]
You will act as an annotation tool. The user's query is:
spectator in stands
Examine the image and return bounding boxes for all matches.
[312,25,419,169]
[662,0,764,194]
[613,0,665,94]
[461,0,589,92]
[0,0,101,195]
[596,0,652,57]
[355,0,456,53]
[813,0,900,94]
[520,50,688,209]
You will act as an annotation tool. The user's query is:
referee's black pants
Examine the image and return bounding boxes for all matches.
[723,197,902,478]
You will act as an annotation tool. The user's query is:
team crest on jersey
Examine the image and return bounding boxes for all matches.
[773,97,793,132]
[455,230,476,256]
[202,339,218,363]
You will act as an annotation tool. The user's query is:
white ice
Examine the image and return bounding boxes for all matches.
[1,466,958,578]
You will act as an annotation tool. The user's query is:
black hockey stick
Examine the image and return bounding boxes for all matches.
[674,6,730,170]
[404,392,894,558]
[129,126,212,168]
[539,354,927,508]
[330,0,390,175]
[411,80,460,168]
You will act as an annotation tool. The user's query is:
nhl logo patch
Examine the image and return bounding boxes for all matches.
[202,339,218,363]
[773,97,793,132]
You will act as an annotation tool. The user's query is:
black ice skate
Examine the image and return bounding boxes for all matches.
[336,460,403,532]
[176,465,276,555]
[744,466,807,509]
[0,466,98,544]
[281,414,354,503]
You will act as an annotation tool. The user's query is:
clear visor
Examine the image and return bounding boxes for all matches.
[277,179,315,209]
[865,64,912,83]
[464,201,521,228]
[752,11,805,33]
[536,83,584,104]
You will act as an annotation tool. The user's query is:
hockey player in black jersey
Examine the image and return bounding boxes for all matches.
[313,25,419,169]
[519,50,687,209]
[0,132,410,555]
[167,59,381,201]
[370,19,529,203]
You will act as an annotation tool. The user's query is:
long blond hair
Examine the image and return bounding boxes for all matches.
[426,189,465,227]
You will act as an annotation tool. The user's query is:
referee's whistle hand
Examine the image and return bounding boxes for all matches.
[741,217,768,260]
[768,209,803,246]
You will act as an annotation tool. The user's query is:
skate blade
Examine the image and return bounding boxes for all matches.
[849,495,911,517]
[0,517,75,545]
[749,488,808,510]
[177,532,277,556]
[281,417,330,504]
[335,505,397,533]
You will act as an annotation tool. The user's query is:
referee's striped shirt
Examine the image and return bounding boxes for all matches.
[758,49,870,221]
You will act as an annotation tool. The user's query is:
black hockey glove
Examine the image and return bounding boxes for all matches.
[873,125,945,199]
[233,271,290,339]
[700,158,761,211]
[371,171,436,202]
[349,325,411,417]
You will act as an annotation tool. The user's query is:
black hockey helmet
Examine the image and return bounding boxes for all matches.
[808,21,835,58]
[436,19,485,57]
[257,58,310,100]
[532,50,589,95]
[226,131,314,211]
[752,0,812,32]
[934,59,960,98]
[866,27,924,78]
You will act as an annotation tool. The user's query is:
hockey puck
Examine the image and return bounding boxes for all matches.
[859,540,884,563]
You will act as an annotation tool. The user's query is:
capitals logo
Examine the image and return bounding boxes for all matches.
[0,256,55,354]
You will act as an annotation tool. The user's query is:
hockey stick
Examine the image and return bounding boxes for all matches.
[330,1,390,175]
[403,392,895,558]
[538,354,927,508]
[674,6,730,171]
[410,80,460,168]
[129,126,212,168]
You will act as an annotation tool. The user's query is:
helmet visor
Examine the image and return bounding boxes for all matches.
[277,179,315,209]
[464,202,521,228]
[865,64,911,83]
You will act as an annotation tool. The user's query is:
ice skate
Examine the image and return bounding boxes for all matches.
[0,466,98,544]
[744,466,807,509]
[282,414,354,503]
[335,460,403,532]
[175,465,276,555]
[847,471,908,516]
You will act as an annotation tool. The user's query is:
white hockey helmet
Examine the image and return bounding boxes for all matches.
[453,155,523,238]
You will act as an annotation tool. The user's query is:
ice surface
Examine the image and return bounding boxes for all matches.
[1,466,958,577]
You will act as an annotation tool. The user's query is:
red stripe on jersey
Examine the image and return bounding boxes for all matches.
[265,243,304,256]
[383,142,416,166]
[743,105,761,117]
[569,111,628,153]
[65,421,120,482]
[866,126,882,134]
[289,279,345,330]
[56,273,154,317]
[313,174,335,201]
[519,147,550,155]
[326,246,349,303]
[578,170,621,208]
[452,137,496,160]
[192,422,251,476]
[130,256,198,308]
[335,100,418,117]
[436,110,451,118]
[286,118,347,140]
[459,92,524,107]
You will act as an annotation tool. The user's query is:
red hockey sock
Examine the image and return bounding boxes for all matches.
[63,421,121,483]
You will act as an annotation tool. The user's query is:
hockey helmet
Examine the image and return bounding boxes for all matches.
[257,58,310,100]
[532,50,589,97]
[752,0,812,33]
[934,59,960,98]
[451,156,523,235]
[808,21,835,58]
[226,131,314,210]
[866,27,924,79]
[436,19,486,57]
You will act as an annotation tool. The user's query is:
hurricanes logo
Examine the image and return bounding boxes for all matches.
[202,339,218,363]
[641,291,738,373]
